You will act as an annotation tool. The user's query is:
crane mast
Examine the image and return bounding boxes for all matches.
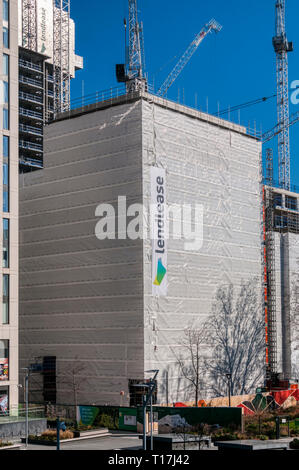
[116,0,147,92]
[157,19,222,98]
[272,0,293,190]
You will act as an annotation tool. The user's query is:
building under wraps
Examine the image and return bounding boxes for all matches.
[19,92,265,406]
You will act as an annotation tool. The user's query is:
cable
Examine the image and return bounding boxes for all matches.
[212,93,277,117]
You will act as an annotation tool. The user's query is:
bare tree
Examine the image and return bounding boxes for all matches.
[175,326,208,406]
[204,279,265,397]
[59,367,83,408]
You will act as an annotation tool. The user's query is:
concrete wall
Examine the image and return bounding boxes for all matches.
[0,418,47,439]
[0,0,19,411]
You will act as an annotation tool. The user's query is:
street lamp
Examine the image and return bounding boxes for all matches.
[226,373,232,407]
[21,368,30,449]
[145,370,159,451]
[132,369,159,451]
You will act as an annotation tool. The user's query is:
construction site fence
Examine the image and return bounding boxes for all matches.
[40,403,242,433]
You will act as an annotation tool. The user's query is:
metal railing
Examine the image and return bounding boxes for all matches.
[19,140,43,151]
[19,75,43,88]
[20,157,43,169]
[64,84,261,139]
[263,178,299,194]
[19,107,43,120]
[69,84,129,110]
[0,405,45,422]
[19,124,43,136]
[19,91,43,104]
[19,58,43,72]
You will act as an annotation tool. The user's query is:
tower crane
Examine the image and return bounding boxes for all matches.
[156,19,222,98]
[273,0,293,190]
[116,0,147,93]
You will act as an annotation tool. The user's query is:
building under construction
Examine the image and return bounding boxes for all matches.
[264,182,299,383]
[18,0,83,172]
[19,91,264,405]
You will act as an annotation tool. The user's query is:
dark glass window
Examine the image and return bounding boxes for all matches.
[3,219,9,269]
[2,0,9,22]
[285,196,297,211]
[2,275,8,324]
[3,81,8,104]
[3,108,9,130]
[3,135,8,158]
[3,27,9,48]
[3,54,8,76]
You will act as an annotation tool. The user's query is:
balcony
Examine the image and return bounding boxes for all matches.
[19,91,43,105]
[19,75,43,89]
[19,157,43,170]
[19,107,43,121]
[19,59,43,73]
[19,140,43,152]
[19,124,43,136]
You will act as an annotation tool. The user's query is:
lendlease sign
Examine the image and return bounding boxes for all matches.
[37,0,53,57]
[151,167,167,296]
[94,166,204,297]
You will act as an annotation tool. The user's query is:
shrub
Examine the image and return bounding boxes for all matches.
[0,440,12,448]
[256,435,269,441]
[290,439,299,450]
[33,430,74,442]
[211,432,239,442]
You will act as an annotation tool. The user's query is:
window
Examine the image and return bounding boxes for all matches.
[3,27,8,48]
[3,136,8,212]
[3,191,8,212]
[3,54,8,76]
[3,108,8,129]
[43,357,56,403]
[2,0,8,22]
[0,340,8,381]
[285,196,297,211]
[3,135,8,158]
[3,162,8,185]
[3,81,8,104]
[3,219,9,268]
[2,275,9,324]
[273,193,282,207]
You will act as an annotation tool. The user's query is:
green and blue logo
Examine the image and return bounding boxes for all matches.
[153,258,167,286]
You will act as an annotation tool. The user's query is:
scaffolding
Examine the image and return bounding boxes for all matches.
[53,0,71,116]
[265,149,278,377]
[22,0,37,51]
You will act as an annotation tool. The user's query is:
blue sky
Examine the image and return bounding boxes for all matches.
[70,0,299,188]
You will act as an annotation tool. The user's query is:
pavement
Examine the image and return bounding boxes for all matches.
[15,431,143,451]
[4,433,296,451]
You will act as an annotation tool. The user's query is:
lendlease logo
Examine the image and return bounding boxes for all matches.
[153,259,167,286]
